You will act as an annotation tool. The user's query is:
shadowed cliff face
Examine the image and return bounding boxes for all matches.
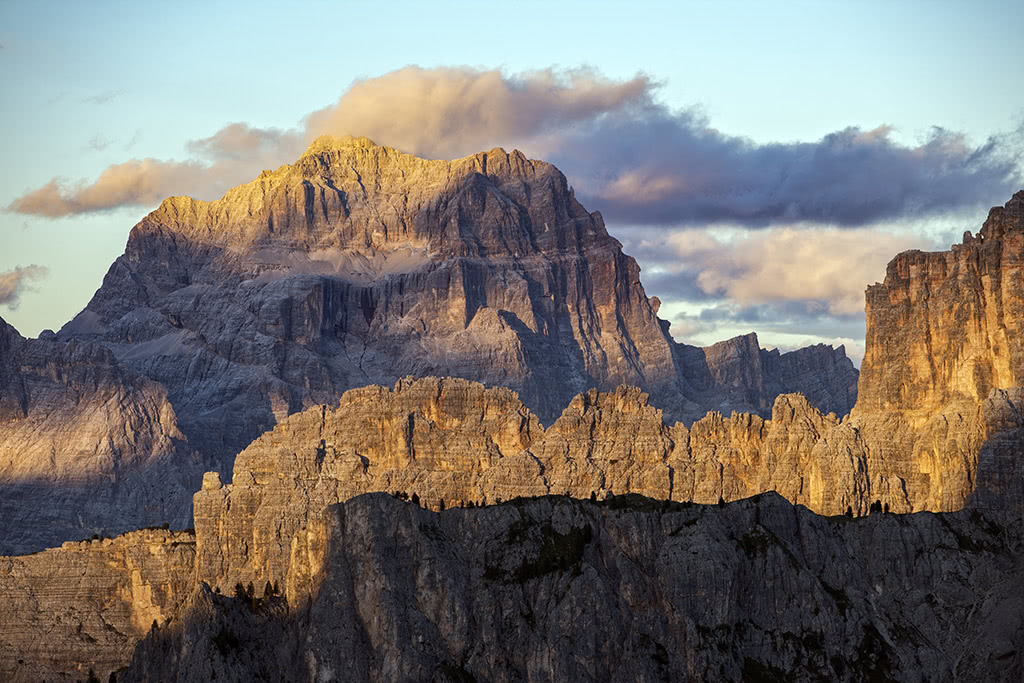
[0,318,196,555]
[124,493,1024,683]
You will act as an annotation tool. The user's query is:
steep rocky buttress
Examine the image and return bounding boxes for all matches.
[0,317,196,555]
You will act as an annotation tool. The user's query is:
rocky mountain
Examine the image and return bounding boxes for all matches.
[6,492,1019,682]
[56,134,856,460]
[852,190,1024,514]
[0,317,197,555]
[0,136,856,554]
[4,189,1024,680]
[182,192,1024,594]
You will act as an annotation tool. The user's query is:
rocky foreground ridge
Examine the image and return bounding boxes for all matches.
[0,136,857,554]
[3,493,1021,682]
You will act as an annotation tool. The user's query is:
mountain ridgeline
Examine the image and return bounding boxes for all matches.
[2,137,1024,681]
[0,136,855,553]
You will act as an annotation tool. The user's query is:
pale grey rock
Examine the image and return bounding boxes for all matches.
[0,316,198,555]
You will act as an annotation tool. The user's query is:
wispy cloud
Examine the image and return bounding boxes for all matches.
[124,129,142,150]
[8,124,304,217]
[0,265,49,309]
[82,90,122,105]
[9,66,1021,223]
[88,134,113,152]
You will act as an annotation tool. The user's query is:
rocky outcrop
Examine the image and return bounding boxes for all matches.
[761,341,859,417]
[0,316,196,555]
[192,376,875,593]
[125,492,1024,683]
[0,527,196,683]
[858,191,1024,416]
[851,191,1024,513]
[676,333,859,419]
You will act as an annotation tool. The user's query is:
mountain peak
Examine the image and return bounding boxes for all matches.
[302,134,385,157]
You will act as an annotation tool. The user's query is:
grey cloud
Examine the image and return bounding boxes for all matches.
[0,265,49,308]
[561,117,1021,227]
[10,66,1020,221]
[82,90,122,105]
[88,135,113,152]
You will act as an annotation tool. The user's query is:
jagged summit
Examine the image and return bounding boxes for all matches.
[145,135,567,259]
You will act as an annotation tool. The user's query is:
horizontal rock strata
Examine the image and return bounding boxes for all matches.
[192,377,875,593]
[0,528,196,682]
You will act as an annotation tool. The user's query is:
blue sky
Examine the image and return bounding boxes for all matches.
[2,0,1023,362]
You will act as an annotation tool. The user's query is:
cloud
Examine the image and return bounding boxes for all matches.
[9,66,1021,221]
[8,123,305,217]
[0,265,49,308]
[124,129,143,150]
[631,225,931,354]
[88,135,113,152]
[82,90,121,105]
[657,226,924,315]
[306,65,654,160]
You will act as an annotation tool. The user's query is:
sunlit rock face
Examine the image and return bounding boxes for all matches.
[58,135,856,465]
[0,528,196,683]
[851,191,1024,513]
[0,316,195,555]
[192,377,874,595]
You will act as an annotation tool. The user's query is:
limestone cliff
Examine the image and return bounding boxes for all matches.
[851,191,1024,513]
[0,528,196,682]
[127,493,1024,683]
[0,317,196,555]
[192,376,875,593]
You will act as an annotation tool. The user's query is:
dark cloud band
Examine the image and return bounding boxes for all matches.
[9,66,1021,227]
